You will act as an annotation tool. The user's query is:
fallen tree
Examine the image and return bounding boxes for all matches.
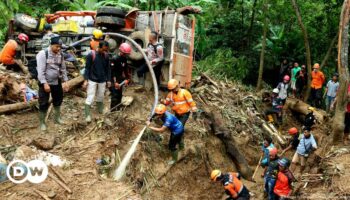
[285,98,328,123]
[0,76,84,114]
[202,107,253,180]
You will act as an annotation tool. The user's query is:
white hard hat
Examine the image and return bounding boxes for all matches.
[273,88,279,94]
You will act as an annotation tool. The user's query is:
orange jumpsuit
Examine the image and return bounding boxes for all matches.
[0,39,18,65]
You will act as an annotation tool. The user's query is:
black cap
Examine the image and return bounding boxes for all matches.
[50,35,62,45]
[44,24,52,31]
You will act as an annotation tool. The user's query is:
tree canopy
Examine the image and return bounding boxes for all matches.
[0,0,344,85]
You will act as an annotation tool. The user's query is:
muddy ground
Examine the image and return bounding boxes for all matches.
[0,81,348,200]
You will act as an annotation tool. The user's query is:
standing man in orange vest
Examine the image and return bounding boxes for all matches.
[0,33,29,74]
[162,79,198,126]
[310,63,325,108]
[211,169,250,200]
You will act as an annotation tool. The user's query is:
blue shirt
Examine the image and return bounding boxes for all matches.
[162,111,184,135]
[261,143,275,167]
[297,134,317,156]
[326,80,339,97]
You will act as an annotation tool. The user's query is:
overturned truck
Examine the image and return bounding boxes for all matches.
[6,6,198,89]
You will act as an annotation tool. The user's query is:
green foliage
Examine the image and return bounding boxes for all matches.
[194,49,249,81]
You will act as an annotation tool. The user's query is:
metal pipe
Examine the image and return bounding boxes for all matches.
[104,32,158,119]
[68,36,92,48]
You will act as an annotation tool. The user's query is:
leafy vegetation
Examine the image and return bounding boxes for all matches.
[0,0,344,85]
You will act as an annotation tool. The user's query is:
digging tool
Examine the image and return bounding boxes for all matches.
[252,155,263,181]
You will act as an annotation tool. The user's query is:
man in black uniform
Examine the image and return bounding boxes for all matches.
[110,43,132,111]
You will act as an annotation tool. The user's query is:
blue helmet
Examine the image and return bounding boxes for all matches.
[278,157,290,168]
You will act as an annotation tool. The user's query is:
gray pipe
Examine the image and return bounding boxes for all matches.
[69,36,92,48]
[104,32,158,119]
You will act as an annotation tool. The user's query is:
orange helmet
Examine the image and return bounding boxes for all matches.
[210,169,221,181]
[269,147,278,156]
[155,104,166,114]
[167,79,179,90]
[313,63,320,69]
[288,127,298,135]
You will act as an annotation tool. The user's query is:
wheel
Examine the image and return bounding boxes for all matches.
[14,13,38,31]
[95,16,125,27]
[127,31,146,61]
[96,6,127,18]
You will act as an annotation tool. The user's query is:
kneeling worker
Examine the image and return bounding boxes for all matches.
[146,104,184,165]
[211,169,250,200]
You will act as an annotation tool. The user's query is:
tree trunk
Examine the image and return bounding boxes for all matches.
[246,0,258,47]
[333,0,350,144]
[202,107,253,180]
[285,98,328,124]
[320,33,338,68]
[256,0,268,91]
[0,75,85,114]
[290,0,312,102]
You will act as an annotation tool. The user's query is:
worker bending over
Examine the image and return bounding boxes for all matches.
[147,104,184,165]
[0,33,29,74]
[280,127,301,156]
[211,169,250,200]
[264,88,283,124]
[110,43,132,111]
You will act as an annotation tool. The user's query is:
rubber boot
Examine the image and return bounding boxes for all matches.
[39,111,47,131]
[168,150,178,165]
[179,139,185,150]
[96,102,104,114]
[54,106,64,124]
[267,115,274,123]
[85,104,92,122]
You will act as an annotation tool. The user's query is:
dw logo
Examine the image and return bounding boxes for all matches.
[5,160,48,184]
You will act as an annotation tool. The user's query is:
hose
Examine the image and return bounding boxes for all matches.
[104,32,158,119]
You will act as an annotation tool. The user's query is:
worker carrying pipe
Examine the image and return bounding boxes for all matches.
[146,104,184,165]
[211,169,251,200]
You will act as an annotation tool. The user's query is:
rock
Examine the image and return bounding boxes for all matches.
[47,190,56,198]
[32,135,55,150]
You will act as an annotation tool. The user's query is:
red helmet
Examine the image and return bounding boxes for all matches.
[18,33,29,43]
[119,43,132,54]
[269,147,278,156]
[283,75,290,81]
[288,127,298,135]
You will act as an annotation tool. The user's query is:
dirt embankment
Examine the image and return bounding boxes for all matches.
[0,74,345,200]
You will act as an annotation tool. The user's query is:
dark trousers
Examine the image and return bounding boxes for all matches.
[137,61,164,87]
[310,88,322,108]
[168,132,183,151]
[176,112,190,126]
[38,82,63,112]
[265,109,282,123]
[110,86,123,111]
[5,64,21,72]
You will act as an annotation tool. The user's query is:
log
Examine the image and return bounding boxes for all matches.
[262,122,286,145]
[0,76,84,114]
[285,98,328,123]
[203,107,253,180]
[49,173,72,194]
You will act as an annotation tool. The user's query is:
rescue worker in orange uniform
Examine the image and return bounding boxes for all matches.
[274,158,296,200]
[211,169,250,200]
[90,29,103,50]
[310,63,325,108]
[162,79,198,126]
[0,33,29,74]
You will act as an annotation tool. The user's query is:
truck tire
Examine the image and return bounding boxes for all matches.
[96,7,127,18]
[14,14,38,31]
[127,31,146,61]
[95,16,125,27]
